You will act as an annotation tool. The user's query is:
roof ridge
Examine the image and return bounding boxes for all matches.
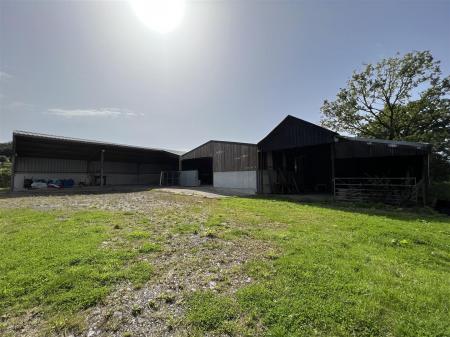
[257,115,337,146]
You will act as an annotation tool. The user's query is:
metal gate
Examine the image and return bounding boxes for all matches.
[334,177,418,204]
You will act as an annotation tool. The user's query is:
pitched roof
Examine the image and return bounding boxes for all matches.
[258,115,337,151]
[182,140,256,159]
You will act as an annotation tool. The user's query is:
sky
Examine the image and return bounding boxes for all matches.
[1,0,449,151]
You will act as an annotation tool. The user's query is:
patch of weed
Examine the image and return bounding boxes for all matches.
[138,242,161,253]
[187,291,239,331]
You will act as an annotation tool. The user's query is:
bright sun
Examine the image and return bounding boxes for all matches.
[129,0,186,34]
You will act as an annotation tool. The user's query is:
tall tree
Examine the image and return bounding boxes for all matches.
[321,51,450,180]
[0,142,12,159]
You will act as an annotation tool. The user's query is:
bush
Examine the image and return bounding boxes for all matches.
[0,162,11,188]
[0,142,12,158]
[429,182,450,201]
[430,154,450,182]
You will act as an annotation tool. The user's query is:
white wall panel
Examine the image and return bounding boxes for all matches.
[213,170,257,192]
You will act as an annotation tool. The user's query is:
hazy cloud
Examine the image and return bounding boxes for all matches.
[6,101,34,110]
[0,71,12,80]
[46,108,143,118]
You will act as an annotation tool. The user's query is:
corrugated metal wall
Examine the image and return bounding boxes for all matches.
[16,157,88,173]
[139,162,177,173]
[181,141,257,172]
[13,158,167,190]
[89,161,138,174]
[15,158,176,175]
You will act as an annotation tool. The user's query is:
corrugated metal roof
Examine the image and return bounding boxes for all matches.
[13,130,184,156]
[338,135,431,150]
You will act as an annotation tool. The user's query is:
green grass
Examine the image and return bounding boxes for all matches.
[0,161,11,188]
[0,209,156,329]
[188,197,450,337]
[1,195,449,336]
[188,291,240,333]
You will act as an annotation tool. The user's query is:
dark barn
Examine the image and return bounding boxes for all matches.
[9,116,432,204]
[11,131,180,191]
[257,115,431,204]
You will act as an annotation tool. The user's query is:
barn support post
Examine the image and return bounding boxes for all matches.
[256,149,262,194]
[86,159,90,185]
[257,149,266,194]
[100,149,105,187]
[137,162,141,184]
[330,142,335,200]
[10,135,16,192]
[422,152,430,206]
[267,151,273,194]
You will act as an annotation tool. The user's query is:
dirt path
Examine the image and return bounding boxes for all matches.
[1,190,271,337]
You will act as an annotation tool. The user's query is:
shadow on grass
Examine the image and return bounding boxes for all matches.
[238,193,450,223]
[0,185,157,199]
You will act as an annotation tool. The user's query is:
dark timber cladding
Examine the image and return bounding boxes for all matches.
[257,115,338,194]
[258,115,337,151]
[181,140,257,172]
[256,115,431,204]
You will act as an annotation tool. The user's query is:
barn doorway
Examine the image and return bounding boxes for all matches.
[181,157,213,185]
[264,143,332,194]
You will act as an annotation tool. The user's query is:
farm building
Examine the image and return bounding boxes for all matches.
[9,115,432,204]
[180,141,258,192]
[10,131,180,191]
[257,115,431,203]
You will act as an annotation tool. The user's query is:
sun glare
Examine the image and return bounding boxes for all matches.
[129,0,186,34]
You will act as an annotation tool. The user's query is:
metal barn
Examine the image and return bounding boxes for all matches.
[11,131,180,191]
[180,141,258,192]
[257,115,431,204]
[9,116,432,203]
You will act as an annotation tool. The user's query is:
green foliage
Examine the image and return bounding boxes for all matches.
[0,161,11,188]
[0,142,12,159]
[127,230,151,239]
[189,197,450,337]
[0,209,153,317]
[138,242,161,253]
[321,51,450,180]
[429,181,450,201]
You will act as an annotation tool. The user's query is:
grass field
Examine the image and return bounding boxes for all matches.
[0,208,158,334]
[0,191,449,336]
